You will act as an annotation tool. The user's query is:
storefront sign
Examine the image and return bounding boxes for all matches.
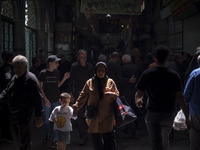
[81,0,144,15]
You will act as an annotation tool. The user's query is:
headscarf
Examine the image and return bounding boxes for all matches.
[93,62,108,99]
[94,61,107,78]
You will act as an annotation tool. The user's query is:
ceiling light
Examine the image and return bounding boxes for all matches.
[106,14,111,17]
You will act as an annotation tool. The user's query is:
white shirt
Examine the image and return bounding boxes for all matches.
[49,105,77,132]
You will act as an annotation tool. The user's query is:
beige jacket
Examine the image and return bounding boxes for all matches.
[73,78,119,133]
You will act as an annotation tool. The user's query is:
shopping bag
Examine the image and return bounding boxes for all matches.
[113,96,137,128]
[173,109,187,130]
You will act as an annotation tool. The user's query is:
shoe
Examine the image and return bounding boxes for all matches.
[42,135,50,143]
[51,140,57,149]
[79,137,88,145]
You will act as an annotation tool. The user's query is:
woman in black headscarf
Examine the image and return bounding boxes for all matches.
[73,62,119,150]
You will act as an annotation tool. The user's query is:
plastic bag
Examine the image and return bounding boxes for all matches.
[173,109,187,130]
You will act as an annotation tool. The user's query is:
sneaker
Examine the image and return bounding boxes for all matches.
[51,140,57,149]
[42,135,50,143]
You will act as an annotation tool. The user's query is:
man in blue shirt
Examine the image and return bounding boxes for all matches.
[184,55,200,150]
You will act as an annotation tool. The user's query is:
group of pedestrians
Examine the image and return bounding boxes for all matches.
[0,44,200,150]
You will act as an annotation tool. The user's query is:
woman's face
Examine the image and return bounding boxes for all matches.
[96,65,106,78]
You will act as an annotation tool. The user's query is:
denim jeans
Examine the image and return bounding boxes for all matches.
[145,112,176,150]
[42,101,60,140]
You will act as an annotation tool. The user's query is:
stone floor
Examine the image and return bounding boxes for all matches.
[0,118,190,150]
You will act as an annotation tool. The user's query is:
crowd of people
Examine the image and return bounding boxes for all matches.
[0,45,200,150]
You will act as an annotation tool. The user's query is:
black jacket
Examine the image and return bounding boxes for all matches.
[0,71,43,120]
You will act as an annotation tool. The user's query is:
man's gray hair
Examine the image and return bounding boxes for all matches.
[77,49,87,56]
[12,55,28,66]
[122,54,131,64]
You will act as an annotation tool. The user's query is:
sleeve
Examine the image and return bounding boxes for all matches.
[107,79,120,96]
[74,80,89,110]
[30,77,44,116]
[49,107,57,121]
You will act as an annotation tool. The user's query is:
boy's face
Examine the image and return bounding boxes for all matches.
[60,97,70,107]
[49,61,59,69]
[66,97,70,103]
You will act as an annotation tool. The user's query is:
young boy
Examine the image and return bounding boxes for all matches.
[49,92,77,150]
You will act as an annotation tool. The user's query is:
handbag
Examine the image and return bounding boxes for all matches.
[113,96,137,128]
[173,109,187,130]
[84,106,98,120]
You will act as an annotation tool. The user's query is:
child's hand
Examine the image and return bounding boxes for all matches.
[56,121,64,128]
